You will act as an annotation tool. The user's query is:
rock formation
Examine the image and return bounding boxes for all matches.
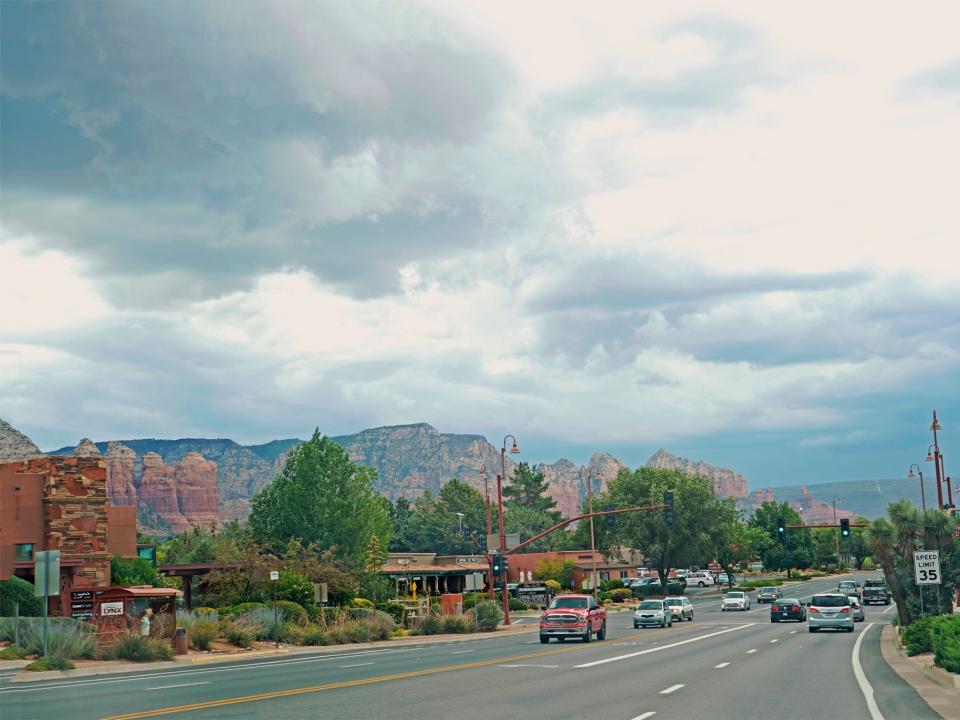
[105,441,138,506]
[791,485,858,524]
[538,453,625,517]
[137,452,221,534]
[646,449,748,499]
[73,438,102,457]
[0,418,44,462]
[139,452,191,534]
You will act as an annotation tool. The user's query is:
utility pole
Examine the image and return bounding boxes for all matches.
[587,469,598,600]
[832,497,841,567]
[481,464,494,601]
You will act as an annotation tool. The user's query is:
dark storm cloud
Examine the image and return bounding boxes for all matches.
[0,1,517,303]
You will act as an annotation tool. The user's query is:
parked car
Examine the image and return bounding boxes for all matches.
[862,579,891,605]
[808,593,855,633]
[717,572,736,585]
[664,596,694,622]
[688,572,715,588]
[770,597,806,622]
[838,580,862,599]
[634,599,673,628]
[631,577,662,593]
[539,594,607,643]
[721,591,750,611]
[848,595,865,622]
[757,586,783,604]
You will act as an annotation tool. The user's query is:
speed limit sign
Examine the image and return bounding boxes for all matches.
[914,551,941,585]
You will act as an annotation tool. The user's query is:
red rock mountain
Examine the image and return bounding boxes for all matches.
[136,452,221,534]
[646,449,749,498]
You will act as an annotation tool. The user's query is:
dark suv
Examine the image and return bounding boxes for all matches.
[862,578,891,605]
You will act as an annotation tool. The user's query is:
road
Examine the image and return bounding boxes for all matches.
[0,573,938,720]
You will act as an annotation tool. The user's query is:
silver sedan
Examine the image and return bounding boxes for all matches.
[664,596,694,622]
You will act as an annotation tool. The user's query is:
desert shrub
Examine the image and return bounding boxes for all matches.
[300,624,329,646]
[21,618,96,659]
[350,597,375,609]
[412,614,442,636]
[364,612,396,641]
[222,602,268,617]
[239,608,280,641]
[25,654,74,671]
[189,620,218,651]
[223,620,254,648]
[605,580,625,591]
[441,616,470,634]
[178,610,219,631]
[109,633,174,662]
[0,577,44,617]
[377,602,406,624]
[0,644,27,659]
[326,627,348,645]
[473,602,500,632]
[193,607,218,617]
[931,615,960,673]
[0,616,17,643]
[544,579,561,592]
[609,588,632,603]
[666,582,685,595]
[902,616,936,656]
[282,622,305,645]
[347,622,373,643]
[275,600,308,626]
[508,598,526,612]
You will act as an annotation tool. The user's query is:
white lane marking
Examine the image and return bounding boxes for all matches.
[853,623,884,720]
[631,713,656,720]
[882,604,896,614]
[660,684,685,694]
[451,650,475,654]
[338,662,373,668]
[498,664,558,669]
[746,649,757,654]
[790,630,798,634]
[145,681,210,691]
[575,624,755,668]
[714,662,730,668]
[769,639,778,643]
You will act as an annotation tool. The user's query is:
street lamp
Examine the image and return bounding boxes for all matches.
[499,434,520,626]
[908,464,927,512]
[832,497,842,566]
[480,464,495,601]
[928,411,953,509]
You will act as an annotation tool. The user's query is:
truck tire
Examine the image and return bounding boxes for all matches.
[583,626,592,643]
[597,622,606,641]
[540,634,549,643]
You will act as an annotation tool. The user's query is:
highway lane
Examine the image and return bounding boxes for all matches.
[1,572,934,720]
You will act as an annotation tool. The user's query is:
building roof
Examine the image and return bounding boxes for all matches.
[98,585,182,598]
[380,563,473,575]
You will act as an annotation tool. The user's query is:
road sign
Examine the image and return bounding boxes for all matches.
[914,550,941,585]
[486,533,520,551]
[270,570,279,581]
[33,550,60,597]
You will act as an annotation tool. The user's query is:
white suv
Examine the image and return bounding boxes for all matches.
[687,572,714,588]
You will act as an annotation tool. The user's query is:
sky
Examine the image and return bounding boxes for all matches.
[2,1,958,489]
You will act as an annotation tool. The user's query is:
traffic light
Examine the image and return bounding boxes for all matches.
[604,504,616,528]
[502,554,509,573]
[663,492,675,527]
[776,516,786,543]
[840,518,850,537]
[492,553,502,574]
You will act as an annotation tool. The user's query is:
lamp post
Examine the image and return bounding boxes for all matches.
[499,434,520,626]
[587,469,598,600]
[928,410,952,509]
[480,464,495,601]
[832,497,841,566]
[908,464,927,512]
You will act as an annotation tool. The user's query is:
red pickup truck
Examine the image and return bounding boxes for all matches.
[539,594,607,643]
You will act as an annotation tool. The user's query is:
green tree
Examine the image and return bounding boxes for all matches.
[388,497,414,551]
[749,501,814,577]
[812,528,839,569]
[503,462,558,515]
[401,480,488,555]
[498,462,567,552]
[845,518,872,569]
[110,556,163,587]
[532,558,576,589]
[714,509,768,587]
[247,430,392,564]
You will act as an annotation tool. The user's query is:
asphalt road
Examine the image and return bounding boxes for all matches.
[0,573,939,720]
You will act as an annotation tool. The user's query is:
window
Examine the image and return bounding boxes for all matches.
[15,543,34,561]
[619,571,628,578]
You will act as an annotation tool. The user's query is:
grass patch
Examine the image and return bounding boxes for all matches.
[0,644,28,659]
[25,654,74,671]
[107,633,174,662]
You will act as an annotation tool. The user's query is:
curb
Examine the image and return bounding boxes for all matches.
[880,623,960,720]
[190,648,289,664]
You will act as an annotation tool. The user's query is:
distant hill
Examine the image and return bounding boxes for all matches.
[766,477,927,521]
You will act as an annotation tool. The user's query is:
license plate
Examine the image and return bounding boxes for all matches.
[781,612,790,616]
[823,613,836,618]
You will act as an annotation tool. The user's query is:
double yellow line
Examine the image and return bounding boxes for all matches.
[101,644,587,719]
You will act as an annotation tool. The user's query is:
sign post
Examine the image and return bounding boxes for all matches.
[914,550,941,585]
[270,570,279,648]
[33,550,60,657]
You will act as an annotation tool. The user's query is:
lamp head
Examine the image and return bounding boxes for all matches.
[510,441,520,454]
[908,468,916,478]
[927,451,935,462]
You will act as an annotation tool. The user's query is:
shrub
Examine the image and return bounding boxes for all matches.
[326,627,348,645]
[931,615,960,673]
[223,620,254,648]
[442,616,470,634]
[178,610,219,631]
[544,579,561,592]
[0,644,27,659]
[189,620,218,651]
[300,624,329,646]
[25,654,74,671]
[20,618,96,659]
[275,600,309,626]
[239,608,280,641]
[862,558,876,570]
[508,598,526,612]
[902,616,936,656]
[193,607,218,617]
[609,588,632,603]
[473,602,500,632]
[666,582,685,595]
[0,577,44,617]
[222,602,268,617]
[348,622,373,643]
[0,616,17,643]
[109,633,174,662]
[350,598,374,609]
[412,614,442,636]
[377,602,406,624]
[282,622,306,645]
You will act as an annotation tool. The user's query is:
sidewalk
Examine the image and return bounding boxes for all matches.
[880,623,959,720]
[8,623,536,683]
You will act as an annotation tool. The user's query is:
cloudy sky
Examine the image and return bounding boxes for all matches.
[2,1,958,488]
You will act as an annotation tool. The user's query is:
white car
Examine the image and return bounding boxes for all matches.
[721,591,751,611]
[687,572,715,588]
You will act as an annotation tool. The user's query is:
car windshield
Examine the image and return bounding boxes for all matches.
[725,592,744,599]
[664,597,683,606]
[549,597,587,609]
[839,582,857,588]
[638,601,663,610]
[812,595,848,607]
[781,598,800,605]
[761,587,776,592]
[848,597,861,605]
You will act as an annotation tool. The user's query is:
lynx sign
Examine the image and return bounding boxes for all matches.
[913,550,941,585]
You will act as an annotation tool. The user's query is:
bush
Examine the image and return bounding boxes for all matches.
[0,577,44,617]
[442,616,471,634]
[282,622,306,645]
[275,600,309,626]
[377,602,406,624]
[222,602,268,617]
[348,622,373,643]
[109,633,174,662]
[189,620,218,651]
[350,598,374,609]
[473,602,500,632]
[110,556,161,587]
[300,624,329,646]
[20,618,96,659]
[666,582,685,595]
[25,654,74,671]
[931,615,960,673]
[178,610,219,631]
[508,598,526,612]
[0,644,27,659]
[544,579,561,592]
[902,616,936,656]
[193,607,218,617]
[412,614,442,636]
[862,558,876,570]
[609,588,633,603]
[605,580,625,591]
[223,620,254,648]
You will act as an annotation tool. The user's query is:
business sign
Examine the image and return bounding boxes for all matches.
[486,534,521,551]
[33,550,60,597]
[914,550,941,585]
[72,590,94,601]
[71,602,94,611]
[100,601,125,616]
[270,570,279,581]
[517,584,550,606]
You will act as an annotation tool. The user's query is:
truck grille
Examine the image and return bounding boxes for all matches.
[545,613,579,625]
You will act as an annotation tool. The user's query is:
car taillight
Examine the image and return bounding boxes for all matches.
[771,605,780,611]
[792,605,800,611]
[841,607,851,614]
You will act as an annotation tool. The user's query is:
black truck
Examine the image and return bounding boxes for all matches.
[862,578,891,605]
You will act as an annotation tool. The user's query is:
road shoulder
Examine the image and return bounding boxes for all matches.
[879,623,959,720]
